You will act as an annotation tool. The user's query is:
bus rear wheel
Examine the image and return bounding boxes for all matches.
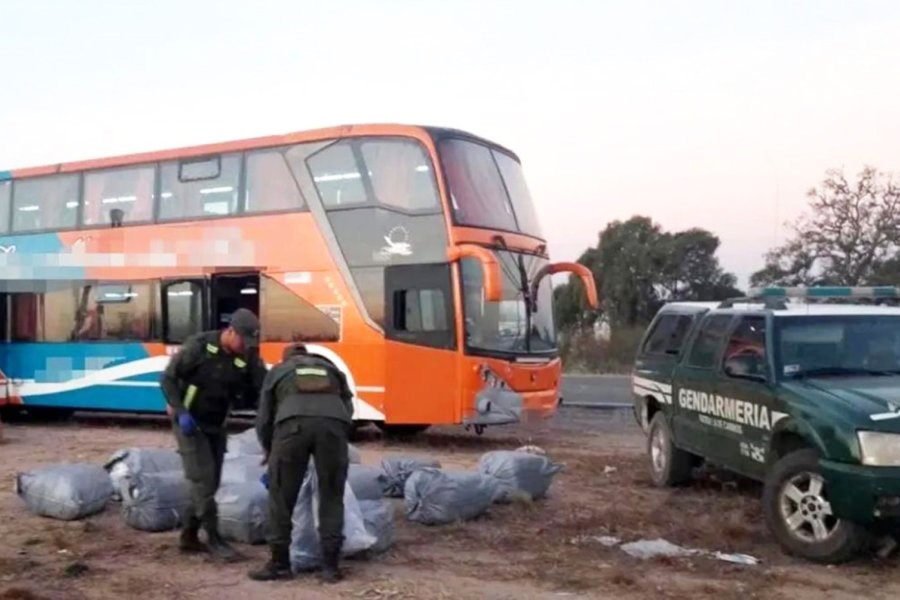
[1,406,74,423]
[375,423,430,437]
[27,407,76,422]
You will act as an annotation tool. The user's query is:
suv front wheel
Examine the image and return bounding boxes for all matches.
[647,412,694,487]
[762,448,869,564]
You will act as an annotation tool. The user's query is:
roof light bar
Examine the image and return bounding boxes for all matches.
[748,286,900,299]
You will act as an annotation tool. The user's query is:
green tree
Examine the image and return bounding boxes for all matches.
[553,216,741,330]
[751,166,900,287]
[595,216,666,326]
[658,228,742,302]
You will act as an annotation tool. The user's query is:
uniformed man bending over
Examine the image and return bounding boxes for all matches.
[249,343,354,583]
[160,308,268,562]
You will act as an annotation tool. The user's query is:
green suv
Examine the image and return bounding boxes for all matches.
[632,287,900,563]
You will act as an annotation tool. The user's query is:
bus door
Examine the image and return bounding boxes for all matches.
[384,263,460,425]
[209,273,260,330]
[161,279,209,345]
[160,274,260,344]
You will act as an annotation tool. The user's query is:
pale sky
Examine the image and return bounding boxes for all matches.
[3,0,900,287]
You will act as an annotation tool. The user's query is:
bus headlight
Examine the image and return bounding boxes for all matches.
[480,366,507,390]
[858,431,900,466]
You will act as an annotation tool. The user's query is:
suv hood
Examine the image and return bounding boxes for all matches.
[784,376,900,424]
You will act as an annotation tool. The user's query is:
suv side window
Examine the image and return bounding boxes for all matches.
[686,314,733,368]
[644,314,695,355]
[722,315,767,378]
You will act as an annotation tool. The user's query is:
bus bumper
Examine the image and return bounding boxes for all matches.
[463,387,557,426]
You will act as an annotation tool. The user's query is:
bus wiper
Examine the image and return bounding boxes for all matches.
[793,367,893,378]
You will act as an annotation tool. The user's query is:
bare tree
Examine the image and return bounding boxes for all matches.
[752,166,900,287]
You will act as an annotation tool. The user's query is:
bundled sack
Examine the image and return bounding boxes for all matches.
[221,455,266,486]
[216,481,268,544]
[104,448,182,501]
[227,428,361,464]
[348,465,389,501]
[348,444,362,465]
[478,450,563,503]
[359,499,394,554]
[16,463,113,521]
[226,428,264,458]
[381,455,441,498]
[289,462,376,572]
[404,468,496,526]
[120,472,192,532]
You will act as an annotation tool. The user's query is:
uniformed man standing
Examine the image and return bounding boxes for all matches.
[160,308,268,562]
[249,343,354,583]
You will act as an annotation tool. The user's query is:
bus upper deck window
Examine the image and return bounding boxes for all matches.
[83,165,155,227]
[179,157,221,182]
[12,174,80,233]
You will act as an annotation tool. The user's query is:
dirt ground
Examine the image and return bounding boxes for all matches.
[1,407,899,600]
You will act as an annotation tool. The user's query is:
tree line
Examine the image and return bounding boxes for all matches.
[553,166,900,371]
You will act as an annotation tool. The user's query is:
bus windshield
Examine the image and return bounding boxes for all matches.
[439,138,543,238]
[461,250,556,355]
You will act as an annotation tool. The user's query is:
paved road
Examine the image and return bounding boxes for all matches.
[561,374,632,408]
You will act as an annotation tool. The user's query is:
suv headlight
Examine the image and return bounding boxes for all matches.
[857,431,900,466]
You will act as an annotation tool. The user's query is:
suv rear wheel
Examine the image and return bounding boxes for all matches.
[647,412,694,487]
[763,448,869,563]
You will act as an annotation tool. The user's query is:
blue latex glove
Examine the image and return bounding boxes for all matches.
[178,412,197,436]
[260,472,270,489]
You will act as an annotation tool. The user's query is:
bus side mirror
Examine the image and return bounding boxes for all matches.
[447,245,502,302]
[530,262,599,312]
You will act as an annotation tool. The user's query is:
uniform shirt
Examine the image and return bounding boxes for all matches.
[255,355,354,453]
[160,331,268,431]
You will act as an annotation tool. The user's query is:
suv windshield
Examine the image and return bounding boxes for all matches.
[460,250,555,355]
[775,315,900,378]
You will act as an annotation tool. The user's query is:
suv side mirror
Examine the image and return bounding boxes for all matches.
[724,353,767,382]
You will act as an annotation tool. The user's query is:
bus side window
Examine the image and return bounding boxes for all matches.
[159,155,241,221]
[11,174,80,233]
[76,282,160,341]
[0,180,11,234]
[259,275,339,342]
[162,280,206,344]
[10,289,80,342]
[83,166,155,227]
[11,294,38,341]
[244,149,306,213]
[307,142,367,207]
[393,289,449,333]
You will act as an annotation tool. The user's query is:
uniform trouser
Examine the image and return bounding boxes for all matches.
[173,423,227,530]
[266,416,350,552]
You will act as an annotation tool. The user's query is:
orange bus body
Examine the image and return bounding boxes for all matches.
[0,124,596,431]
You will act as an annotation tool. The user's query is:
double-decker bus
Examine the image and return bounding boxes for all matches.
[0,124,597,434]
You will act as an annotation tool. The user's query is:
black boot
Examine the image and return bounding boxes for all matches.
[179,516,207,554]
[248,545,292,581]
[318,540,344,584]
[204,521,244,563]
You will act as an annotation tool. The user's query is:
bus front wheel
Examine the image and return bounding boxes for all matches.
[375,423,430,437]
